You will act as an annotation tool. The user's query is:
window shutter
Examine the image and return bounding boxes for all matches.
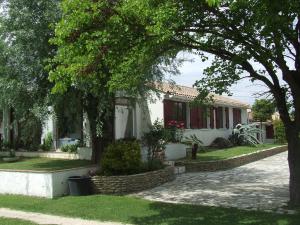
[237,109,242,124]
[217,107,223,128]
[210,107,215,129]
[163,100,173,127]
[202,108,208,128]
[198,107,203,128]
[190,107,198,129]
[225,107,229,129]
[182,102,187,128]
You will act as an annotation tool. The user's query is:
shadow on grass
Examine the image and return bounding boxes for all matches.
[129,201,300,225]
[0,157,92,171]
[29,159,92,170]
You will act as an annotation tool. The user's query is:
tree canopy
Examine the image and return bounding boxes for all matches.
[0,0,60,118]
[50,0,300,205]
[252,99,275,122]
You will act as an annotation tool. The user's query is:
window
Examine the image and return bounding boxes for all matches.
[225,107,229,129]
[216,107,223,129]
[190,106,207,129]
[163,100,186,127]
[233,108,242,127]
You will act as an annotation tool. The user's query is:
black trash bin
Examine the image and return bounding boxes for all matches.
[68,176,92,196]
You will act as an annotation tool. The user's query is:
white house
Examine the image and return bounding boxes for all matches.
[115,82,250,146]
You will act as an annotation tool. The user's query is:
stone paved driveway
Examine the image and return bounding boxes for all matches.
[134,152,290,212]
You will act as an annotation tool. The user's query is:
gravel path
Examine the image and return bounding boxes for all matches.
[134,152,290,212]
[0,208,128,225]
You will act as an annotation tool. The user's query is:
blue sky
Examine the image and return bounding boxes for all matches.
[166,52,269,106]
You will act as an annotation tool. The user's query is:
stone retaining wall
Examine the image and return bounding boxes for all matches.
[176,145,287,172]
[91,166,175,194]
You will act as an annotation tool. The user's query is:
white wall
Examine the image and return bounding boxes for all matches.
[0,166,97,198]
[183,129,232,146]
[115,105,132,140]
[0,148,92,160]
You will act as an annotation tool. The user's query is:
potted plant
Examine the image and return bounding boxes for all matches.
[181,134,204,159]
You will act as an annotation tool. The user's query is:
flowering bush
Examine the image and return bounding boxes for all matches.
[167,120,185,142]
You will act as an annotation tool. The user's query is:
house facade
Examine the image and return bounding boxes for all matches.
[115,83,250,146]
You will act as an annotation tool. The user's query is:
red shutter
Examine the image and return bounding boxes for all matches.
[198,107,203,128]
[225,107,229,129]
[219,107,223,128]
[210,107,215,129]
[237,109,242,124]
[163,100,174,127]
[202,108,208,128]
[190,107,199,129]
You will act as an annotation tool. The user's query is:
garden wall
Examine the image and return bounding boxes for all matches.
[92,166,175,194]
[0,166,97,198]
[0,147,92,160]
[176,145,287,172]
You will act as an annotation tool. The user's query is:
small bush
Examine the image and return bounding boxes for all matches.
[210,137,233,149]
[40,132,53,151]
[273,119,286,144]
[60,144,79,153]
[101,140,142,176]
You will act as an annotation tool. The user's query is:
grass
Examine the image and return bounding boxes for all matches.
[0,195,299,225]
[0,217,38,225]
[0,157,93,171]
[193,144,282,161]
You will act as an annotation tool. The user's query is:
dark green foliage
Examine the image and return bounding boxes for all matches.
[273,119,287,144]
[252,99,275,122]
[228,133,244,146]
[18,113,43,151]
[60,144,79,153]
[142,120,170,166]
[210,137,233,149]
[40,132,53,151]
[101,140,142,176]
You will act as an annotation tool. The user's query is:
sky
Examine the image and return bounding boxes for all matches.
[166,52,269,106]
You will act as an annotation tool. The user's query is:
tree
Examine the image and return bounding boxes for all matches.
[169,0,300,206]
[252,99,275,142]
[0,0,60,148]
[49,0,300,205]
[49,0,174,162]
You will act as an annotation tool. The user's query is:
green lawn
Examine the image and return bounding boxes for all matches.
[0,217,38,225]
[194,144,283,161]
[0,195,299,225]
[0,157,93,171]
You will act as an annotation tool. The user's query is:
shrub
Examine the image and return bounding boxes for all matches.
[210,137,233,149]
[273,119,286,144]
[231,124,261,146]
[101,139,142,176]
[40,132,53,151]
[142,119,170,166]
[60,144,79,153]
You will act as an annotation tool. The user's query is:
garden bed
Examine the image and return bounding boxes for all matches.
[176,145,287,172]
[92,166,175,194]
[0,157,97,198]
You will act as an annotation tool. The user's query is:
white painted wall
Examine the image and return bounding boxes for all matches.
[165,143,187,160]
[0,166,97,198]
[183,129,232,146]
[0,148,92,160]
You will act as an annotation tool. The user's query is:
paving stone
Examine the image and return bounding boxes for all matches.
[134,152,290,212]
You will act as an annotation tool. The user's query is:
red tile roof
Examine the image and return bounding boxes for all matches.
[155,82,250,108]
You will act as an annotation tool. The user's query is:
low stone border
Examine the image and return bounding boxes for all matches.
[176,145,287,172]
[91,166,175,194]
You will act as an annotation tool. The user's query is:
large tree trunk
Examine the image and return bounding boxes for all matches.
[287,125,300,207]
[84,94,115,164]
